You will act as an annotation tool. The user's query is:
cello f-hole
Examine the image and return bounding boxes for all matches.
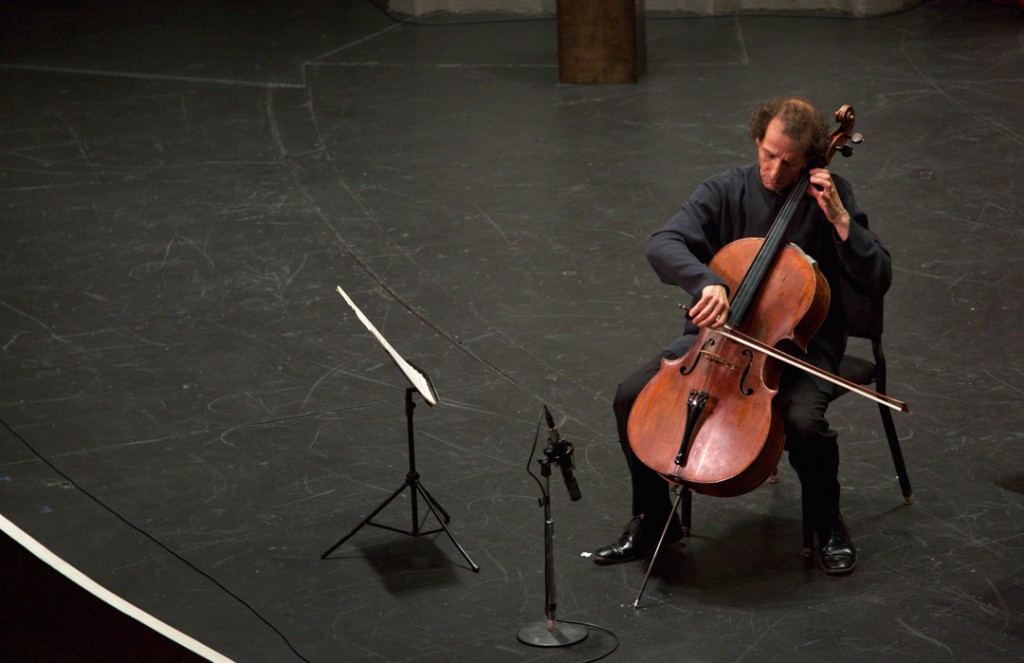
[738,349,755,396]
[678,336,716,376]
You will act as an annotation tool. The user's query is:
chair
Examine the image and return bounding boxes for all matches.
[835,276,914,505]
[677,275,914,554]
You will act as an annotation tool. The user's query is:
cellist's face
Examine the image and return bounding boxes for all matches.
[756,117,806,194]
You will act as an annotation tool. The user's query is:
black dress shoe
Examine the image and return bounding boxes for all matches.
[819,517,856,576]
[592,513,683,565]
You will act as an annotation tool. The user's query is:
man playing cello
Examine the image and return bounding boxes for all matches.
[593,97,891,576]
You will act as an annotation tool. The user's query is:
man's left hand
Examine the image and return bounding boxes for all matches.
[807,167,850,241]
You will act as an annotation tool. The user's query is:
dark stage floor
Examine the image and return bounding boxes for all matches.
[2,1,1024,661]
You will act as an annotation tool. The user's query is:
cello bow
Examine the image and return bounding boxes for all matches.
[715,323,909,413]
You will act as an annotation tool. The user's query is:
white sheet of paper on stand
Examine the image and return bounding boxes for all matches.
[335,285,439,406]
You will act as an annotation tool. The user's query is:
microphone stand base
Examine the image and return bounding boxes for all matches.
[516,621,588,648]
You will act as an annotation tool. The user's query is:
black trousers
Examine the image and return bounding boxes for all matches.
[613,343,842,542]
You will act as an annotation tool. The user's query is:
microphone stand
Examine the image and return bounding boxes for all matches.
[517,411,587,648]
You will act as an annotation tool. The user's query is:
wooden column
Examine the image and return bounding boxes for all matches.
[556,0,646,84]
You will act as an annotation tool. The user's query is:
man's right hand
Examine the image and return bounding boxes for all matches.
[688,284,730,329]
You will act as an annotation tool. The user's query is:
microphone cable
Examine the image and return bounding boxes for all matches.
[0,416,312,663]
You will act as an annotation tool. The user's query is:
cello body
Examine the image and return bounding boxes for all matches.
[628,238,830,497]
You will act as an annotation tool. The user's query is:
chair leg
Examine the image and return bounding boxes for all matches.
[801,486,814,558]
[763,465,813,557]
[878,404,914,504]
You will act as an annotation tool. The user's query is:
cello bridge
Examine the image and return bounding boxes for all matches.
[699,350,737,371]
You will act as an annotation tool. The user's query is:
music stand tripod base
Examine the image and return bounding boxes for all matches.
[320,388,479,573]
[517,621,588,647]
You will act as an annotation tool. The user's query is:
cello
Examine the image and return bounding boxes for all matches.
[627,104,906,499]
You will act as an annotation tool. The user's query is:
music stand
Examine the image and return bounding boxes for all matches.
[321,286,479,573]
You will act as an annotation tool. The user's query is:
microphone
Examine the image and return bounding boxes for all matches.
[542,405,581,501]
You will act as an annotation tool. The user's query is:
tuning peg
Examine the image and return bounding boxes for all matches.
[838,133,864,158]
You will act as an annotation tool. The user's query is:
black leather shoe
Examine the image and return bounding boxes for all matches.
[592,513,683,565]
[819,517,856,576]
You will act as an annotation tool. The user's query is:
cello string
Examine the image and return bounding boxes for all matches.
[729,169,811,327]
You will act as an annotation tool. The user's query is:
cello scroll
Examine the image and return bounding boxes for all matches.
[826,104,864,164]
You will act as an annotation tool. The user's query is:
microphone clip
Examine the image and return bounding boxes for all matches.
[541,405,582,502]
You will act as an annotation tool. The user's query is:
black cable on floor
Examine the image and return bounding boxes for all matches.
[558,619,621,663]
[0,416,312,663]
